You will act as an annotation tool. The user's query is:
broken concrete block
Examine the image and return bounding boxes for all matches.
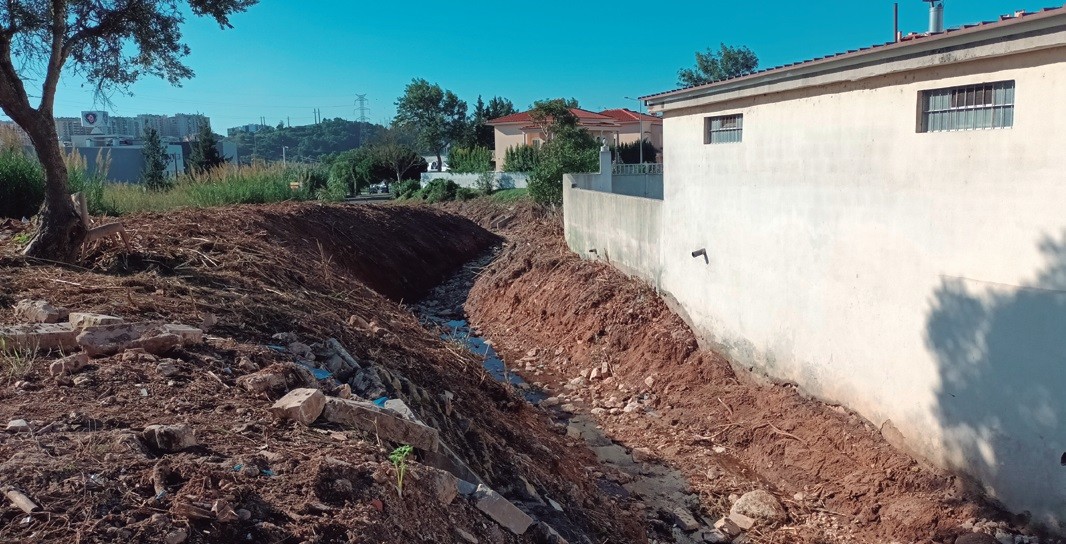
[49,353,89,377]
[236,368,287,396]
[161,324,204,345]
[672,507,701,531]
[728,511,755,531]
[383,399,422,423]
[700,529,731,543]
[68,312,123,330]
[321,397,439,453]
[287,342,314,360]
[270,388,326,425]
[14,299,68,323]
[5,419,29,433]
[76,323,150,357]
[128,333,182,356]
[423,467,459,505]
[0,323,79,352]
[472,485,534,535]
[142,424,197,452]
[714,517,743,538]
[730,489,786,525]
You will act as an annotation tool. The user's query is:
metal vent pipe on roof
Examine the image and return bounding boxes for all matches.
[925,0,945,33]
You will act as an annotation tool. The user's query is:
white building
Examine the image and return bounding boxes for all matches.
[565,5,1066,530]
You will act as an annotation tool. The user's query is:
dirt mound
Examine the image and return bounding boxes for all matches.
[0,202,641,543]
[457,200,1047,544]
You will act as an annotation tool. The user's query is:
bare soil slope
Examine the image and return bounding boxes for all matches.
[449,199,1046,544]
[0,202,642,543]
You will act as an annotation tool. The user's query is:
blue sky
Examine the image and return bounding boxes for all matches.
[33,0,1063,130]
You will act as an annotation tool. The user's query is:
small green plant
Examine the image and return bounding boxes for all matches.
[388,444,414,497]
[0,338,38,383]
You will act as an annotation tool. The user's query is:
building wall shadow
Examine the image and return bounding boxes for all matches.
[927,233,1066,529]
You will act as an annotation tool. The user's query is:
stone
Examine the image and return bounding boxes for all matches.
[589,368,601,380]
[164,528,189,544]
[68,312,123,330]
[472,484,534,535]
[729,511,756,531]
[287,342,314,360]
[142,424,196,452]
[161,324,204,345]
[956,534,997,544]
[156,360,180,377]
[644,376,655,388]
[0,323,79,352]
[425,468,459,505]
[540,396,561,408]
[6,419,29,433]
[456,529,479,543]
[49,353,89,377]
[129,334,182,356]
[632,447,656,463]
[701,529,731,543]
[320,397,439,452]
[730,490,786,525]
[270,388,326,425]
[76,323,151,357]
[14,300,68,324]
[383,399,422,423]
[236,369,287,396]
[600,361,611,377]
[672,507,701,531]
[714,517,743,538]
[457,479,479,497]
[72,375,92,387]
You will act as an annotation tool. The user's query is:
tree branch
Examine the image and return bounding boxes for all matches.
[38,0,67,113]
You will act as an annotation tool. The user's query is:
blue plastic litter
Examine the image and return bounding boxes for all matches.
[265,345,287,352]
[262,469,275,477]
[233,464,243,472]
[373,397,389,407]
[310,368,332,380]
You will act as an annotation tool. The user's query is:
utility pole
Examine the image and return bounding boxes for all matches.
[624,96,645,164]
[355,94,369,147]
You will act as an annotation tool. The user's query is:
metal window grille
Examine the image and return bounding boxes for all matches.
[706,114,743,144]
[921,81,1014,132]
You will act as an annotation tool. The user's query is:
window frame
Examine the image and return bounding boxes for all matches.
[705,113,744,144]
[919,80,1015,133]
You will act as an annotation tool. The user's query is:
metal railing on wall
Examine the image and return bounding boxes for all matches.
[612,163,663,176]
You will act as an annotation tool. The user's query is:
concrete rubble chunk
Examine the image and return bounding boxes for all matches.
[320,397,439,452]
[730,489,786,525]
[383,399,422,423]
[423,467,459,505]
[701,528,731,543]
[5,419,29,433]
[0,323,79,352]
[672,507,702,531]
[472,484,534,535]
[236,368,288,397]
[714,517,743,538]
[161,324,204,345]
[142,424,197,452]
[69,312,124,330]
[128,333,182,356]
[287,341,314,360]
[728,511,755,531]
[14,299,68,324]
[270,388,326,425]
[76,323,150,357]
[49,353,89,376]
[955,534,998,544]
[456,529,478,543]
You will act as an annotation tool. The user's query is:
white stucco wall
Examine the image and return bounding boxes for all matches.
[653,47,1066,527]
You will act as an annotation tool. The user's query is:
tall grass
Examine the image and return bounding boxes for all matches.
[184,163,315,207]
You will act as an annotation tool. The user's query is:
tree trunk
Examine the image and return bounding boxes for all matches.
[436,152,442,172]
[22,115,83,262]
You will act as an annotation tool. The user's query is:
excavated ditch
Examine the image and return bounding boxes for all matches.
[415,248,722,544]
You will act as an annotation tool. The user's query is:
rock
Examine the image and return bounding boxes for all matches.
[237,356,259,372]
[540,396,561,408]
[164,528,189,544]
[623,401,640,413]
[49,353,89,377]
[530,522,570,544]
[631,447,656,463]
[68,312,123,330]
[6,419,29,433]
[383,399,422,423]
[590,408,607,416]
[287,342,314,360]
[457,479,479,497]
[456,529,478,543]
[161,324,203,345]
[76,323,150,357]
[589,368,600,380]
[701,529,731,543]
[425,468,459,505]
[559,404,578,413]
[644,376,655,388]
[156,360,180,377]
[236,368,288,396]
[472,484,534,535]
[129,334,182,356]
[956,534,998,544]
[142,424,197,452]
[714,517,743,538]
[600,362,611,378]
[14,300,68,323]
[320,397,439,452]
[729,511,756,531]
[0,323,79,352]
[236,508,252,521]
[211,499,238,522]
[72,375,92,387]
[270,388,326,425]
[672,507,701,531]
[730,490,786,525]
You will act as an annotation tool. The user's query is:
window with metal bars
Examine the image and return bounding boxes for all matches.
[920,81,1015,132]
[705,114,743,144]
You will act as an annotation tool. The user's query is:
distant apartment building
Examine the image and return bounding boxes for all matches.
[171,113,208,140]
[103,113,209,140]
[55,117,95,143]
[227,123,268,137]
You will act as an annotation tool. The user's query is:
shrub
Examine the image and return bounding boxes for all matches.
[394,179,422,200]
[418,178,459,204]
[474,170,495,194]
[528,127,598,206]
[503,144,539,172]
[66,148,118,216]
[615,139,657,164]
[456,187,479,201]
[447,146,492,173]
[0,149,44,219]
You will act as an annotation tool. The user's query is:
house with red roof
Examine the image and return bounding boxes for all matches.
[564,3,1066,527]
[486,107,662,171]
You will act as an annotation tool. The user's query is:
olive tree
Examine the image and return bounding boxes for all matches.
[0,0,256,261]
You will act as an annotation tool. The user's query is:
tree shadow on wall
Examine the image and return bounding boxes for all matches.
[926,233,1066,530]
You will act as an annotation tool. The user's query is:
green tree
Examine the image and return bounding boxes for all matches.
[677,44,759,87]
[0,0,256,261]
[468,95,516,149]
[394,79,467,172]
[189,122,226,173]
[447,146,492,173]
[526,100,600,206]
[141,127,171,190]
[372,142,427,183]
[615,139,658,164]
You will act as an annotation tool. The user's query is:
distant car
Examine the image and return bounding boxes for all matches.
[367,186,380,194]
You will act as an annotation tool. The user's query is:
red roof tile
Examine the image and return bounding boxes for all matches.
[488,108,618,125]
[597,109,662,123]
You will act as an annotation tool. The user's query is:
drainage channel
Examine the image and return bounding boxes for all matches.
[414,249,724,544]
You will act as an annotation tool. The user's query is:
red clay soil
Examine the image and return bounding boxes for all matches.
[447,199,1052,544]
[0,202,644,543]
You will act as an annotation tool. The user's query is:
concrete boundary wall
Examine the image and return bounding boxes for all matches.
[420,172,529,189]
[562,177,663,287]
